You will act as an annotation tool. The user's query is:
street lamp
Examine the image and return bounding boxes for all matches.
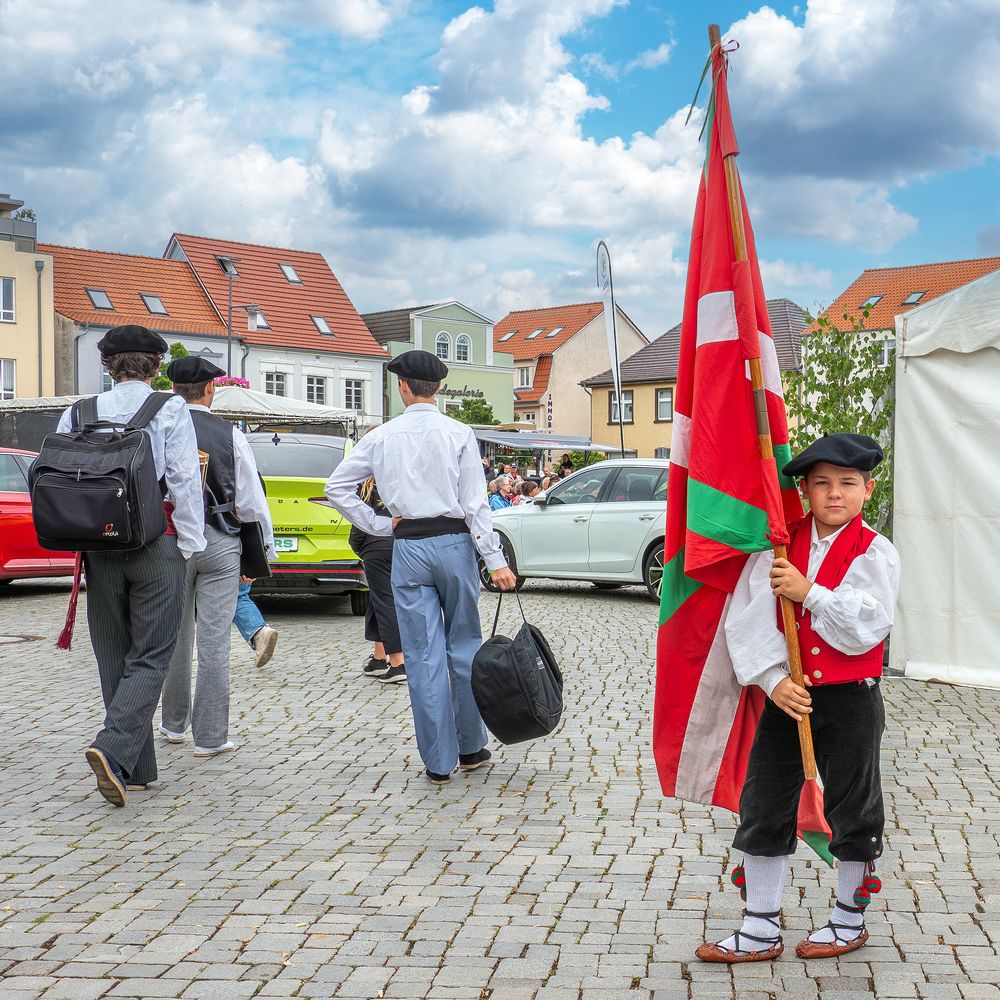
[218,256,241,374]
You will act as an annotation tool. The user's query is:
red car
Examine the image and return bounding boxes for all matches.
[0,448,75,583]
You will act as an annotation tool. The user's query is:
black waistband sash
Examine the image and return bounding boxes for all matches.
[393,516,470,540]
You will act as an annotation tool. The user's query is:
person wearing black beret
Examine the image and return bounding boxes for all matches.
[697,432,900,965]
[324,350,517,784]
[55,325,207,808]
[160,359,276,757]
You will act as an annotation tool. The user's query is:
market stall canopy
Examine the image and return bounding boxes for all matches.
[210,385,354,424]
[472,428,635,455]
[891,267,1000,689]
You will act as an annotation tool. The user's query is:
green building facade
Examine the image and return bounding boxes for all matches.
[362,302,514,421]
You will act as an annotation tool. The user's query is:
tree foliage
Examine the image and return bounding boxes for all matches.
[151,342,189,390]
[784,307,895,532]
[449,396,500,425]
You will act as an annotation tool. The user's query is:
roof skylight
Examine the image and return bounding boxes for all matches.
[311,315,333,335]
[216,256,239,277]
[526,328,543,339]
[86,287,113,310]
[861,295,883,308]
[902,291,926,305]
[498,331,517,342]
[545,326,564,338]
[140,293,167,315]
[279,263,302,284]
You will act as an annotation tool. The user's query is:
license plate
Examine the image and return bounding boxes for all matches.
[274,537,299,553]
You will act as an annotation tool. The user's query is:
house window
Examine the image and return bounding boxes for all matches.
[654,447,670,459]
[444,401,461,414]
[311,315,333,335]
[861,294,883,309]
[456,334,472,363]
[256,310,271,329]
[0,359,14,399]
[216,256,239,277]
[902,291,926,305]
[609,389,633,424]
[524,412,535,423]
[279,263,302,284]
[517,366,531,387]
[435,332,450,360]
[545,326,564,338]
[344,379,364,411]
[498,330,516,342]
[140,293,167,315]
[85,287,113,311]
[305,376,326,405]
[655,387,674,423]
[101,370,114,392]
[264,371,286,396]
[878,338,896,368]
[0,278,13,322]
[526,328,543,339]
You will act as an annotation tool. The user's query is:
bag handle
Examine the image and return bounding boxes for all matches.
[490,588,527,638]
[70,396,99,432]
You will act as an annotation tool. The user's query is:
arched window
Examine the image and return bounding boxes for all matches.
[435,332,450,360]
[456,334,472,363]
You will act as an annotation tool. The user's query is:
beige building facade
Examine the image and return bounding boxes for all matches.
[0,197,55,399]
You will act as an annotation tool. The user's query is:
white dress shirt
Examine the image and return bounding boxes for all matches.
[188,404,276,560]
[57,381,206,559]
[324,403,506,572]
[725,518,901,696]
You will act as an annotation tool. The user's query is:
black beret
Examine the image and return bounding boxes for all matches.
[387,349,448,381]
[783,433,884,478]
[166,356,227,384]
[97,324,168,356]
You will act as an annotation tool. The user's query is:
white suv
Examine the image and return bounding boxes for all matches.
[482,459,668,600]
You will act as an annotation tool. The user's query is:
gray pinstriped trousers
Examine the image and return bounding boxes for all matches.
[161,526,242,749]
[84,533,186,784]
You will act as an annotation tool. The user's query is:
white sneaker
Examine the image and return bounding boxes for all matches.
[158,725,186,743]
[252,625,278,668]
[193,741,236,757]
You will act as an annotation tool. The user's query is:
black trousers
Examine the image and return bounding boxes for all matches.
[83,534,186,783]
[358,540,402,655]
[733,680,886,862]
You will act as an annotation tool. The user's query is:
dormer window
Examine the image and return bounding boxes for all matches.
[279,263,301,284]
[861,295,883,309]
[86,287,114,310]
[140,293,167,315]
[216,256,239,277]
[256,310,270,329]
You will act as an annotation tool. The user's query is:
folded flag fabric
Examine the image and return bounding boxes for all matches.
[651,40,833,865]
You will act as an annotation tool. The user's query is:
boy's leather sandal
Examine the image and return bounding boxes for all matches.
[795,918,869,960]
[695,911,783,963]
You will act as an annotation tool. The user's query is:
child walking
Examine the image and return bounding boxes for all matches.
[697,433,900,963]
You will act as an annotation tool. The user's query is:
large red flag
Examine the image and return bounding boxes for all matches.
[652,40,831,862]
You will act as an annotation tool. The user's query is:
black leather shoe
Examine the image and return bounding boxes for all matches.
[459,748,492,771]
[426,768,451,785]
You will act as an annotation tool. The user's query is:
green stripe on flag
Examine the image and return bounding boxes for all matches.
[774,442,795,491]
[659,548,701,626]
[800,829,835,867]
[687,478,772,554]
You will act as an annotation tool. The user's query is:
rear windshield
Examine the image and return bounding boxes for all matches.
[249,440,346,479]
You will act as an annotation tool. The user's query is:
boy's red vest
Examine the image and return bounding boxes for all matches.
[777,513,884,685]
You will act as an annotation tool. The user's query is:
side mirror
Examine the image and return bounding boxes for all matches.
[533,494,548,507]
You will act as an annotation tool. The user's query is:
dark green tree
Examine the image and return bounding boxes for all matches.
[449,397,500,425]
[152,342,189,390]
[784,307,895,532]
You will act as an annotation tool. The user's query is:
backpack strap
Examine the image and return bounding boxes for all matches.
[128,391,173,430]
[70,396,99,431]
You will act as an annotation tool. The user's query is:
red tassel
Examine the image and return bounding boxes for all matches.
[56,554,83,650]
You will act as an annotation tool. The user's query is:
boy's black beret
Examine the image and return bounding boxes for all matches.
[166,357,227,384]
[783,433,884,478]
[97,325,169,357]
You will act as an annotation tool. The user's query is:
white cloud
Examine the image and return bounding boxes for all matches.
[624,41,674,73]
[759,258,833,291]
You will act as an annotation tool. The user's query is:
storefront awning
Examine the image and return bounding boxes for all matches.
[472,429,634,455]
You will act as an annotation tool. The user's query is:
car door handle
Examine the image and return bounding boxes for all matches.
[638,514,657,521]
[573,515,589,523]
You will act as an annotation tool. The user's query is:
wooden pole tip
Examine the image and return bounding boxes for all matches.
[708,23,721,46]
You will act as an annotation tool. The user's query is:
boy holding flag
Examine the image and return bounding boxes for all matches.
[696,433,900,963]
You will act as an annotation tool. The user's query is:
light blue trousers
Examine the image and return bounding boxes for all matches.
[391,533,488,775]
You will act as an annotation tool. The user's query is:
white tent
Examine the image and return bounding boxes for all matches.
[891,268,1000,688]
[210,385,354,425]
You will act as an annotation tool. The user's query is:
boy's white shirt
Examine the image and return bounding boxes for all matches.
[725,518,902,697]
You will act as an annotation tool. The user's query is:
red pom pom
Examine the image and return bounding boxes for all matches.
[863,875,882,894]
[853,886,871,909]
[731,866,746,888]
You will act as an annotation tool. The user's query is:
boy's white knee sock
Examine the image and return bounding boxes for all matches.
[717,853,789,953]
[808,860,868,944]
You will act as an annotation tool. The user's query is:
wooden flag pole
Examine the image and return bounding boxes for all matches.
[708,23,817,780]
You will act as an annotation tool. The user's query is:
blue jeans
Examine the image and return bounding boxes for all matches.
[391,533,488,775]
[233,581,265,645]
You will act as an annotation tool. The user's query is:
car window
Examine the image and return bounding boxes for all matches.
[249,441,346,479]
[0,454,28,493]
[606,467,663,503]
[653,468,668,503]
[546,467,614,505]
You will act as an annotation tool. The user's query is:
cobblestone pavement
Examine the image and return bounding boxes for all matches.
[0,577,998,1000]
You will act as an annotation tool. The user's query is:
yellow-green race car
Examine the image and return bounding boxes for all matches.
[246,431,369,615]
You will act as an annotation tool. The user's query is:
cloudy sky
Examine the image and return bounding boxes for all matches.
[5,0,1000,336]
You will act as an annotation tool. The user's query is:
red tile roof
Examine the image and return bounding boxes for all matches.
[168,233,387,357]
[39,243,227,335]
[493,302,604,361]
[514,355,552,404]
[819,257,1000,331]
